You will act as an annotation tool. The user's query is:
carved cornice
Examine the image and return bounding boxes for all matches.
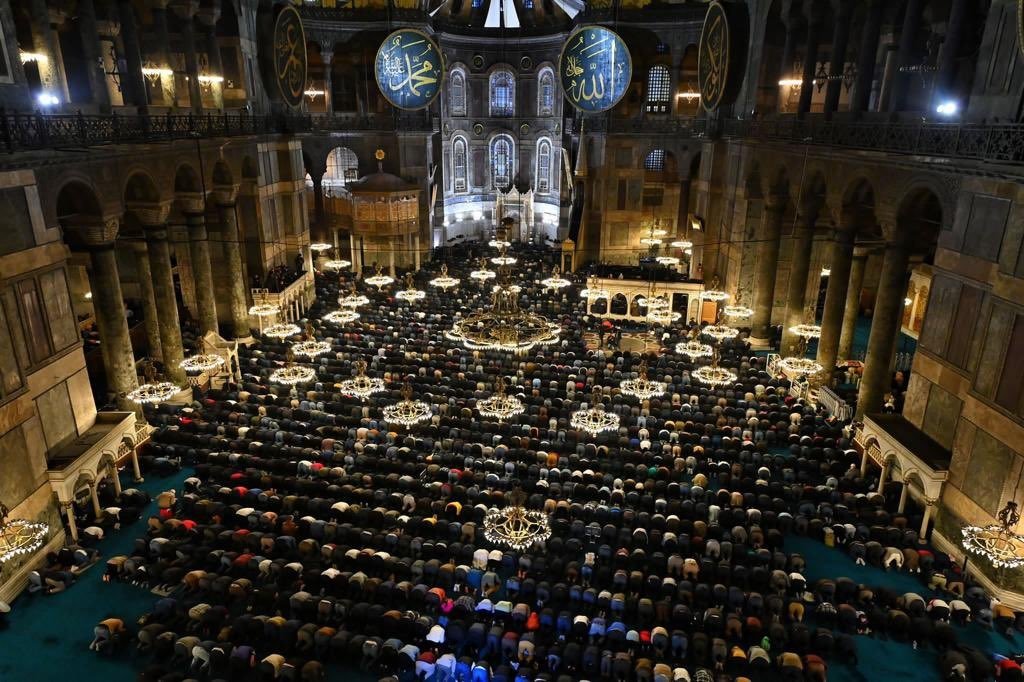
[176,192,206,215]
[126,200,172,227]
[70,215,120,246]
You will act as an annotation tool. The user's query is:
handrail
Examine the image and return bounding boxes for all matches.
[3,108,1024,165]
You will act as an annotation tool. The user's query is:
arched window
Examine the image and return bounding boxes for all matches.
[491,135,514,189]
[323,147,358,193]
[489,70,515,117]
[644,149,665,171]
[450,69,466,116]
[537,68,554,116]
[646,65,670,114]
[536,138,552,193]
[452,136,468,193]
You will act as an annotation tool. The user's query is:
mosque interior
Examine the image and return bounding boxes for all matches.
[0,0,1024,680]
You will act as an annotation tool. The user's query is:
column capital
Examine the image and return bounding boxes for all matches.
[171,0,199,20]
[127,200,172,227]
[68,214,120,247]
[177,192,207,215]
[853,244,873,259]
[212,184,240,206]
[196,6,220,28]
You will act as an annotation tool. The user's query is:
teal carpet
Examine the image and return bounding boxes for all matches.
[1,468,1020,681]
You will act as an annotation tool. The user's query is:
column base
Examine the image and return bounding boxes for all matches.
[133,477,146,483]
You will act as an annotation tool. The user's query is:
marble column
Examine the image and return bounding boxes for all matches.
[150,0,176,106]
[117,0,148,110]
[856,236,912,418]
[77,218,139,411]
[751,200,785,343]
[838,247,870,362]
[351,234,362,276]
[797,15,821,117]
[321,47,335,114]
[110,462,123,496]
[851,0,884,114]
[779,212,817,353]
[197,7,224,110]
[934,0,969,103]
[214,186,251,338]
[173,1,203,114]
[816,219,857,371]
[90,483,102,518]
[63,502,78,543]
[889,0,925,113]
[29,0,69,102]
[132,203,186,385]
[132,241,162,362]
[76,0,111,111]
[919,503,933,538]
[180,197,218,334]
[823,0,853,117]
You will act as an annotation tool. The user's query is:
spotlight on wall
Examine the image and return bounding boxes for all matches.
[935,100,959,117]
[36,92,59,107]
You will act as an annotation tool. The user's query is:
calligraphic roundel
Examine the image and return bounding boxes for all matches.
[698,0,747,112]
[273,6,307,108]
[375,29,445,111]
[559,25,632,114]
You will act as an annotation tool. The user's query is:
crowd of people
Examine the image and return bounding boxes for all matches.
[89,243,1022,681]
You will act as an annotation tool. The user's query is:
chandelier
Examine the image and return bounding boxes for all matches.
[676,339,713,359]
[0,500,48,564]
[692,365,738,387]
[580,276,609,301]
[962,501,1024,569]
[778,356,823,376]
[179,353,224,373]
[647,308,681,325]
[310,242,333,253]
[383,383,433,427]
[671,239,693,249]
[540,265,571,290]
[339,283,370,309]
[395,272,426,303]
[492,255,518,265]
[470,257,496,281]
[292,340,332,358]
[339,360,386,401]
[365,265,394,290]
[323,259,352,271]
[270,352,316,385]
[128,362,179,404]
[700,275,730,302]
[264,323,301,339]
[656,256,680,265]
[447,268,560,353]
[248,303,279,318]
[789,323,822,339]
[476,376,525,421]
[620,362,666,400]
[702,324,738,342]
[571,390,620,436]
[489,239,511,249]
[484,489,552,551]
[492,284,522,294]
[429,263,460,290]
[724,305,753,319]
[639,237,663,246]
[323,309,360,324]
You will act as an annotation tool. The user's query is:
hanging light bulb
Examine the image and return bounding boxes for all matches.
[470,257,496,281]
[702,324,738,342]
[0,498,48,564]
[310,242,333,252]
[724,305,754,319]
[323,309,360,325]
[128,360,179,404]
[338,282,370,309]
[270,350,317,385]
[580,275,609,301]
[429,263,461,289]
[691,349,737,387]
[779,336,823,377]
[179,353,225,373]
[292,323,332,358]
[675,339,713,359]
[264,323,301,339]
[323,259,352,271]
[484,488,551,551]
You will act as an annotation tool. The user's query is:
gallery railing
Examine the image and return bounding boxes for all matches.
[0,110,434,152]
[3,108,1023,165]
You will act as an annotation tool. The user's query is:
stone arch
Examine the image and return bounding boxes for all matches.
[629,294,645,317]
[324,147,360,194]
[124,171,162,204]
[609,293,628,316]
[212,159,234,187]
[55,179,104,224]
[72,471,97,496]
[174,163,204,194]
[895,184,945,249]
[241,156,259,180]
[591,296,608,315]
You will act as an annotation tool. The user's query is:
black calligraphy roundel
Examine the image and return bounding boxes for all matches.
[273,6,307,109]
[375,29,445,111]
[559,25,632,114]
[698,1,731,111]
